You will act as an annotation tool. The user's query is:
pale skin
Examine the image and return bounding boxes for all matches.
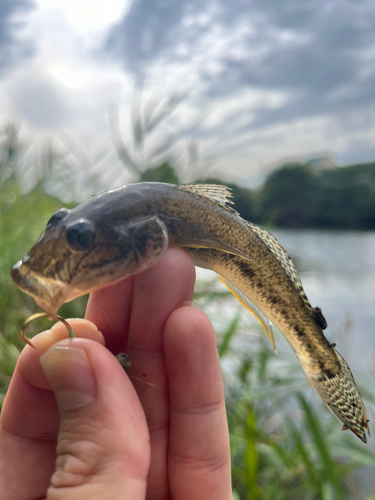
[0,248,232,500]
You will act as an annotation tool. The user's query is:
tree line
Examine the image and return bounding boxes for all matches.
[198,161,375,230]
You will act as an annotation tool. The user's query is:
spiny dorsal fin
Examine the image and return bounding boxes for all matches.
[245,221,313,312]
[177,184,238,214]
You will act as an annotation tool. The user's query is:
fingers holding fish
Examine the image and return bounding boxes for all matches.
[0,321,107,499]
[125,247,196,498]
[85,275,135,353]
[38,337,150,500]
[1,319,105,437]
[164,305,232,500]
[5,319,103,403]
[128,247,196,351]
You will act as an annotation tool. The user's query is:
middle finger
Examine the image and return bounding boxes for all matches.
[127,248,196,499]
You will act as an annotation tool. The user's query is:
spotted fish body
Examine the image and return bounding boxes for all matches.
[11,182,369,442]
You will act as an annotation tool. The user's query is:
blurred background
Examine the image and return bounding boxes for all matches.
[1,1,375,499]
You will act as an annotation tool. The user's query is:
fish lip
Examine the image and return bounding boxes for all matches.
[11,260,39,296]
[11,259,62,316]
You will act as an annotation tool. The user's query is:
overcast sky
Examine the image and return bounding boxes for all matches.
[1,0,375,186]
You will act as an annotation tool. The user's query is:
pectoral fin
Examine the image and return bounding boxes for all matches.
[217,275,277,353]
[177,226,252,261]
[184,239,252,261]
[161,214,252,261]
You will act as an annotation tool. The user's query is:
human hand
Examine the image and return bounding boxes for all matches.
[0,248,232,499]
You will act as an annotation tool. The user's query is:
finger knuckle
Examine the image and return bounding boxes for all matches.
[48,416,148,492]
[52,419,106,489]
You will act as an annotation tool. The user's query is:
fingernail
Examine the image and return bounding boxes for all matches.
[40,345,97,411]
[177,300,202,311]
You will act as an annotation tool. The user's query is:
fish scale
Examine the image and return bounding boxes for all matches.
[245,221,313,312]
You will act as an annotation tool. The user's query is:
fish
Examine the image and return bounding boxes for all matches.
[11,182,370,443]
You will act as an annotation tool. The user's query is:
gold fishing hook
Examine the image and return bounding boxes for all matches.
[20,313,75,348]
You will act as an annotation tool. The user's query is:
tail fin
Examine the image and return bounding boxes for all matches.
[305,349,369,443]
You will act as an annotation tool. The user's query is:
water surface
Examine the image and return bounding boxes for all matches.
[271,229,375,377]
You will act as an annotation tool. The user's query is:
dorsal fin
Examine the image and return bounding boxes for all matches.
[177,184,239,214]
[245,221,313,312]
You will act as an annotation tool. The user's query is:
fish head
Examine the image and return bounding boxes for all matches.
[11,204,169,316]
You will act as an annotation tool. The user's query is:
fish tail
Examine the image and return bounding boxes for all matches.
[304,349,369,443]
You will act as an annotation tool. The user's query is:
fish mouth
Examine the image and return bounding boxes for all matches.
[11,260,66,317]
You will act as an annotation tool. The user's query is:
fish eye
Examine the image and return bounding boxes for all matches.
[47,208,71,228]
[66,220,96,251]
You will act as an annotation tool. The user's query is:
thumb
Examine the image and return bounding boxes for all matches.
[40,338,150,500]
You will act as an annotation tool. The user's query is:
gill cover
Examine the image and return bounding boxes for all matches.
[123,215,169,272]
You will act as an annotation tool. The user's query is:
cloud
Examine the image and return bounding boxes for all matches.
[104,0,375,132]
[0,0,35,73]
[105,0,191,73]
[12,75,71,129]
[2,0,375,186]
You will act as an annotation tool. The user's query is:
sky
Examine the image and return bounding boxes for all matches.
[1,0,375,188]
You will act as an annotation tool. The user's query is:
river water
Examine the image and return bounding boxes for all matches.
[271,229,375,377]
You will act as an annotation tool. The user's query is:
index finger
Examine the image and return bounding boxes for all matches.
[85,276,135,353]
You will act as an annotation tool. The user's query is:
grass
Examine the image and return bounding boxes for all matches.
[207,298,375,499]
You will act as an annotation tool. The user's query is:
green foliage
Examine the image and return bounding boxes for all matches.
[196,161,375,230]
[260,164,319,227]
[0,128,89,401]
[259,162,375,229]
[140,161,180,184]
[214,318,375,500]
[0,176,89,400]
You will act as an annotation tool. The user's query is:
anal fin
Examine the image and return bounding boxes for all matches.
[217,275,277,353]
